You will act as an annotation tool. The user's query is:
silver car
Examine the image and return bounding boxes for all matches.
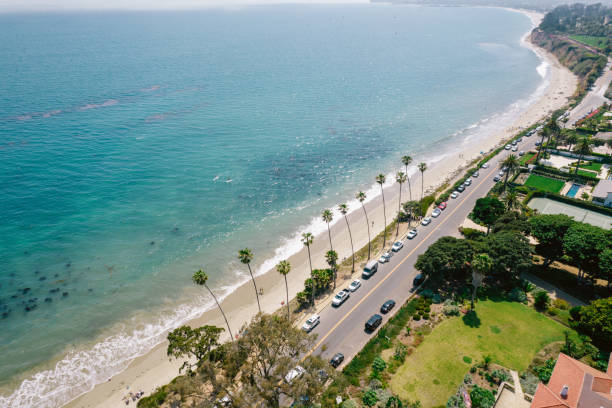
[332,290,350,307]
[302,314,320,332]
[421,217,432,226]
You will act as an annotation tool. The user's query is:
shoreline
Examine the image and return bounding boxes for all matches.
[3,8,579,408]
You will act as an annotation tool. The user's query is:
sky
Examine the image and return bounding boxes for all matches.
[0,0,367,13]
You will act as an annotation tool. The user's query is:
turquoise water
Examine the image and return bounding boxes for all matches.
[0,5,541,406]
[566,183,581,197]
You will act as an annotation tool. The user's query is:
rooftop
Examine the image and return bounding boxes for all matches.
[592,179,612,199]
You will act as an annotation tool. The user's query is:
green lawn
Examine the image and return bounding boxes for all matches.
[390,300,573,407]
[519,152,536,166]
[578,162,602,172]
[524,174,565,193]
[569,168,599,177]
[569,35,609,51]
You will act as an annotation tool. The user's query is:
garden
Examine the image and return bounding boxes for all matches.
[523,174,565,194]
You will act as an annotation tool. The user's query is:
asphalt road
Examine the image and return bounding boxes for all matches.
[566,57,612,127]
[304,136,541,369]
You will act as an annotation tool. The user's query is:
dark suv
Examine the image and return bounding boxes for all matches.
[380,300,396,314]
[365,314,383,332]
[330,353,344,368]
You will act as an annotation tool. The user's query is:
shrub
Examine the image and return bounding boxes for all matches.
[522,280,535,293]
[534,358,556,383]
[470,366,477,374]
[422,313,430,320]
[444,305,461,316]
[534,291,551,311]
[464,374,472,384]
[463,356,472,364]
[394,344,407,363]
[547,307,559,316]
[341,399,359,408]
[569,306,582,321]
[362,389,379,407]
[413,314,421,321]
[553,298,570,310]
[469,385,495,408]
[491,369,511,384]
[446,394,466,408]
[372,356,387,373]
[508,287,527,303]
[460,227,486,240]
[369,378,383,390]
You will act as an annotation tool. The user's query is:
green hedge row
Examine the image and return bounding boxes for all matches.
[533,165,599,184]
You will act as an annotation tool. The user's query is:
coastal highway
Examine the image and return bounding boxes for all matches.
[303,135,540,369]
[566,57,612,127]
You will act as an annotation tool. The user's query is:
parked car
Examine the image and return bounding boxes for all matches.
[482,163,489,169]
[438,202,447,210]
[457,185,465,192]
[413,273,425,286]
[512,146,518,152]
[498,170,505,177]
[504,144,511,150]
[451,191,459,199]
[465,177,472,184]
[302,314,320,332]
[431,208,441,218]
[535,141,541,146]
[406,228,418,239]
[391,241,404,252]
[511,140,517,146]
[519,151,525,156]
[379,252,391,263]
[285,366,306,384]
[330,353,344,368]
[348,279,361,292]
[421,217,432,226]
[517,137,523,142]
[472,171,479,178]
[380,300,396,314]
[365,314,383,332]
[493,176,501,182]
[332,289,350,307]
[362,260,378,278]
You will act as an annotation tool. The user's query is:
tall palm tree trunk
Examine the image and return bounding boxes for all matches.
[575,154,584,175]
[247,264,261,313]
[283,274,290,320]
[362,203,371,260]
[326,224,333,252]
[405,165,413,202]
[396,185,402,238]
[421,172,424,202]
[206,284,233,340]
[344,215,355,273]
[306,246,315,308]
[380,185,387,250]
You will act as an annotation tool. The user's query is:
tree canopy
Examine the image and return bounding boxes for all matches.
[167,325,223,374]
[572,297,612,350]
[529,214,575,266]
[472,197,505,234]
[415,236,474,284]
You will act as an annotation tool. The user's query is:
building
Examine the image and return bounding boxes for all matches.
[531,353,612,408]
[592,179,612,208]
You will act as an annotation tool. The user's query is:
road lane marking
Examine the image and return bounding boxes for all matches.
[303,166,496,359]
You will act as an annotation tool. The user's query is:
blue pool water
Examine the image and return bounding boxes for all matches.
[567,184,581,198]
[0,5,543,406]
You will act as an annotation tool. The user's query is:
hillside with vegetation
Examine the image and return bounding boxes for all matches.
[371,0,612,13]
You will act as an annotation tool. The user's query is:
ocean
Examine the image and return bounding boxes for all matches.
[0,4,542,406]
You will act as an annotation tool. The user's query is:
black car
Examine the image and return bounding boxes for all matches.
[413,273,424,287]
[330,353,344,368]
[493,176,501,182]
[380,300,396,314]
[365,314,383,332]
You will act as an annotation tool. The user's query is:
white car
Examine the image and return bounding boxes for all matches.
[285,365,306,384]
[512,146,518,152]
[450,191,459,199]
[406,229,417,239]
[464,178,472,185]
[498,170,505,177]
[379,252,391,263]
[391,241,404,252]
[348,279,361,292]
[504,144,511,150]
[332,289,350,307]
[472,171,479,178]
[421,217,432,226]
[482,163,489,169]
[519,150,525,156]
[302,314,320,332]
[431,208,441,218]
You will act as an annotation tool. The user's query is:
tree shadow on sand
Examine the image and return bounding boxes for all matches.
[462,310,481,328]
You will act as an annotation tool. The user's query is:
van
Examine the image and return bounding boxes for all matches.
[362,260,378,279]
[365,314,383,332]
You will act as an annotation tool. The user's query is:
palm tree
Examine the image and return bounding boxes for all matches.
[395,171,407,238]
[573,136,592,175]
[504,190,519,212]
[325,250,338,290]
[338,203,355,274]
[301,232,315,307]
[535,129,548,163]
[321,209,334,251]
[501,154,520,188]
[276,260,291,320]
[192,269,233,340]
[356,191,371,260]
[401,155,413,201]
[567,133,578,151]
[376,174,387,249]
[238,248,261,313]
[418,162,427,201]
[470,253,492,310]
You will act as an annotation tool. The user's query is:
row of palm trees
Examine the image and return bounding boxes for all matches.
[535,118,594,175]
[191,155,429,339]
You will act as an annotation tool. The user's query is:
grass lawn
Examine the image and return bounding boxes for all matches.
[389,300,573,407]
[519,152,536,166]
[569,34,609,51]
[524,174,565,193]
[569,168,598,177]
[578,162,602,172]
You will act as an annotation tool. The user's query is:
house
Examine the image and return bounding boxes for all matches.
[531,353,612,408]
[592,179,612,208]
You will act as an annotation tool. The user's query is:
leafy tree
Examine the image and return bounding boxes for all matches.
[396,171,407,238]
[491,211,530,234]
[503,190,519,211]
[401,155,413,202]
[469,385,495,408]
[239,248,261,313]
[563,222,609,281]
[573,297,612,349]
[415,237,474,284]
[573,136,593,175]
[322,209,334,251]
[376,174,388,249]
[418,162,427,202]
[484,231,532,280]
[167,325,223,373]
[598,248,612,287]
[372,356,387,373]
[472,197,505,235]
[529,214,575,266]
[482,354,492,371]
[386,396,403,408]
[501,154,520,188]
[362,389,379,407]
[470,254,492,309]
[301,232,315,307]
[339,203,355,273]
[534,290,551,311]
[356,191,371,259]
[200,313,332,408]
[534,358,556,383]
[276,260,291,320]
[403,200,421,222]
[193,269,233,340]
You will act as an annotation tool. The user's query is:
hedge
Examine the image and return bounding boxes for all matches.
[526,190,612,217]
[533,165,599,184]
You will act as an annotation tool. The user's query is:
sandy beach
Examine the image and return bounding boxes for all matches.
[62,9,578,408]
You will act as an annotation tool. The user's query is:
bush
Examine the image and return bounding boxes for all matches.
[372,356,387,373]
[444,305,461,316]
[362,389,379,407]
[460,227,486,240]
[394,344,407,363]
[508,287,527,303]
[534,291,551,311]
[569,306,582,321]
[464,374,472,384]
[341,399,359,408]
[469,385,495,408]
[463,356,472,364]
[446,394,466,408]
[553,298,570,310]
[534,358,556,383]
[490,369,511,384]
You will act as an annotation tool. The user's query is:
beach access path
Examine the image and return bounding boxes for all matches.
[306,132,542,367]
